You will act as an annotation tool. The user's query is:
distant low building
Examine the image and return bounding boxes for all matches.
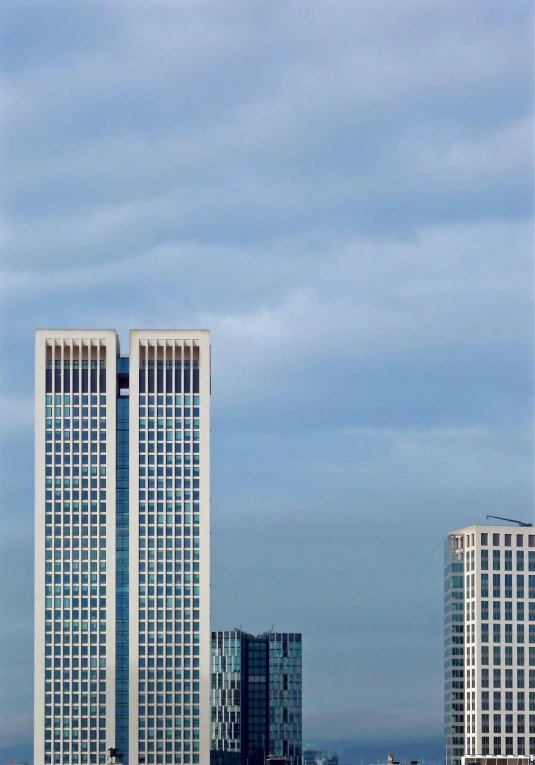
[303,749,338,765]
[373,754,418,765]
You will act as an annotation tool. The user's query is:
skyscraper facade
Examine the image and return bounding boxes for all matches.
[444,524,535,765]
[211,630,302,765]
[34,329,211,765]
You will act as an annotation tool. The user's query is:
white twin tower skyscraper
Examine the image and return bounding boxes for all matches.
[34,329,211,765]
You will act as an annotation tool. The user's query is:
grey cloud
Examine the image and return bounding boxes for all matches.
[2,0,532,270]
[2,219,532,331]
[1,222,532,444]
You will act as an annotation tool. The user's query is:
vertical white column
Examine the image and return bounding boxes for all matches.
[106,335,118,751]
[34,331,48,765]
[128,334,141,764]
[197,332,211,765]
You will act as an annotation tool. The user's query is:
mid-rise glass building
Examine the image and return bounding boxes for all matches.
[34,329,211,765]
[211,630,302,765]
[444,524,535,765]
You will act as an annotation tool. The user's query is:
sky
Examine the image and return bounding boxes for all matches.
[0,0,534,754]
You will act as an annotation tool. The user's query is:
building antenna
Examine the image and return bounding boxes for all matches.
[486,515,533,527]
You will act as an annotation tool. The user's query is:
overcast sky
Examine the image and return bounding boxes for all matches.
[0,0,533,751]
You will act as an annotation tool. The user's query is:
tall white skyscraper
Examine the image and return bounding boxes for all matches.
[444,523,535,765]
[34,329,211,765]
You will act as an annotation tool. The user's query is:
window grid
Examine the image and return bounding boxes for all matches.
[136,339,202,765]
[43,340,108,765]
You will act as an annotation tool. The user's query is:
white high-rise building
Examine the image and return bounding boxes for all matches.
[34,329,211,765]
[444,523,535,765]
